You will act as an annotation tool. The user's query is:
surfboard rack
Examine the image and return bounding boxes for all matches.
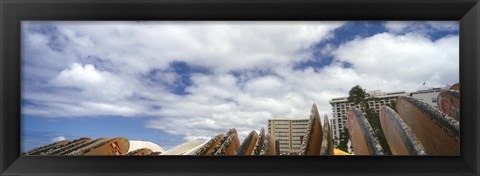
[23,86,460,156]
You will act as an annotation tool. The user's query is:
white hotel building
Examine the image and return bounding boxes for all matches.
[267,118,309,155]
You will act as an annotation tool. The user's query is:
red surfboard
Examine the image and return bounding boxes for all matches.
[437,90,460,121]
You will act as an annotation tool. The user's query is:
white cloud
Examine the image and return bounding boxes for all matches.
[331,32,459,91]
[50,63,133,101]
[50,63,109,88]
[22,21,459,146]
[52,136,66,142]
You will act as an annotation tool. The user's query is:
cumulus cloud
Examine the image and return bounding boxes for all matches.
[49,63,133,100]
[331,32,459,91]
[23,21,343,75]
[22,21,459,145]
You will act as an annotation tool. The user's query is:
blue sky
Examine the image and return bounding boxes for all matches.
[21,21,459,152]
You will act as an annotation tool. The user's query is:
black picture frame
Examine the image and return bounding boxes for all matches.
[1,0,479,175]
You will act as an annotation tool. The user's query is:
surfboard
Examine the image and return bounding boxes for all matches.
[260,134,276,155]
[47,137,92,155]
[299,103,323,155]
[437,90,460,121]
[184,140,211,155]
[235,130,259,155]
[251,128,266,155]
[379,106,428,155]
[61,138,109,155]
[128,140,165,153]
[225,129,241,155]
[161,141,203,155]
[149,152,162,155]
[194,134,224,155]
[23,140,71,155]
[82,137,130,155]
[208,129,236,155]
[320,115,334,155]
[347,107,384,155]
[213,129,240,156]
[126,148,153,155]
[333,148,352,155]
[44,137,91,155]
[396,96,459,155]
[450,83,460,91]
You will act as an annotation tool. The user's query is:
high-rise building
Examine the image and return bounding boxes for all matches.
[410,87,448,109]
[268,118,309,155]
[329,90,408,153]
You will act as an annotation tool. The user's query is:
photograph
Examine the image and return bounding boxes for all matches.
[21,21,460,156]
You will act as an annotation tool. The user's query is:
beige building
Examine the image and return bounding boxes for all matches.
[268,118,309,155]
[329,90,408,153]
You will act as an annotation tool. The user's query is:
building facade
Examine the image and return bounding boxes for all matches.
[329,90,408,153]
[410,87,447,109]
[267,118,309,155]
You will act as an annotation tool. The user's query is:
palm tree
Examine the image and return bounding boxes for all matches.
[347,85,369,110]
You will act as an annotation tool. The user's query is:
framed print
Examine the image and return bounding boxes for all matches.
[1,0,479,175]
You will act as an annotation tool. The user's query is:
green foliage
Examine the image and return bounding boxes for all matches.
[347,85,369,109]
[337,127,350,152]
[366,109,392,155]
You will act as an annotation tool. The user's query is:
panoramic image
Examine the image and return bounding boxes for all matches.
[21,21,459,156]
